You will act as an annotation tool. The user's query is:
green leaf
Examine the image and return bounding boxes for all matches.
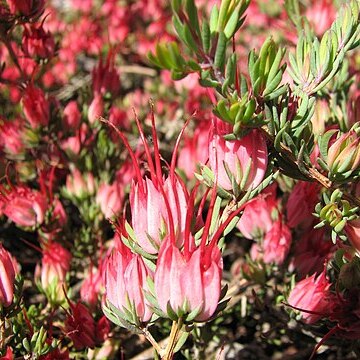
[155,43,173,69]
[210,4,219,34]
[214,31,227,70]
[217,0,231,32]
[201,21,211,53]
[224,5,240,39]
[186,0,201,37]
[183,25,199,53]
[263,69,283,96]
[266,47,285,86]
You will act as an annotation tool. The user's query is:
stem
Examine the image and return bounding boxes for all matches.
[162,319,183,360]
[141,327,163,357]
[0,317,5,351]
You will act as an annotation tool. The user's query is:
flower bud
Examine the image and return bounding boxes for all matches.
[80,267,102,309]
[208,124,268,192]
[327,130,360,181]
[36,242,71,305]
[66,169,96,199]
[88,94,104,124]
[237,187,277,240]
[0,244,16,307]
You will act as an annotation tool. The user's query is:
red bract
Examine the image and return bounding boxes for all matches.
[66,169,95,199]
[305,0,336,37]
[287,269,332,324]
[104,241,153,323]
[64,302,96,349]
[291,227,335,278]
[92,52,120,96]
[0,244,16,307]
[22,84,49,128]
[0,186,47,227]
[286,181,320,229]
[22,23,55,60]
[208,121,268,191]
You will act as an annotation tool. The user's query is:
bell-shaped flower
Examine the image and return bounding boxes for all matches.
[0,244,16,307]
[154,237,222,321]
[237,185,277,240]
[130,175,187,254]
[96,181,123,218]
[327,130,360,180]
[208,121,268,192]
[35,241,71,305]
[287,268,332,324]
[104,241,153,325]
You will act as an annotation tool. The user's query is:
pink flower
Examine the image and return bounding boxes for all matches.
[96,181,123,218]
[63,101,81,130]
[0,244,16,307]
[22,84,49,128]
[130,175,187,254]
[104,242,153,323]
[237,186,277,240]
[0,186,47,227]
[80,267,102,309]
[177,121,209,178]
[262,221,292,265]
[36,242,71,304]
[287,269,332,324]
[66,169,95,199]
[208,123,268,191]
[154,237,222,321]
